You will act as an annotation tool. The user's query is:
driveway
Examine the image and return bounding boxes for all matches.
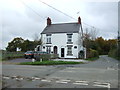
[2,55,119,89]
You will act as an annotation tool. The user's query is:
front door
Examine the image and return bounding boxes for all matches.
[61,48,64,57]
[54,46,57,54]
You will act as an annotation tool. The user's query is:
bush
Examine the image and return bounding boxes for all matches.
[87,49,99,58]
[108,49,120,60]
[35,54,58,61]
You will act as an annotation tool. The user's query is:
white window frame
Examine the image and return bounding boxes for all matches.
[46,34,51,44]
[67,34,73,44]
[67,45,73,55]
[46,46,51,54]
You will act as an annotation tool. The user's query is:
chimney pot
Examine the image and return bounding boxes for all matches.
[78,16,81,24]
[47,17,51,25]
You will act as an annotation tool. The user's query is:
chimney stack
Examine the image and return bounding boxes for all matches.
[47,17,51,26]
[78,16,81,24]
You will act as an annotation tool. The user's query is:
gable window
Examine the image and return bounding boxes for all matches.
[46,46,51,54]
[67,45,73,55]
[67,34,73,44]
[46,34,52,44]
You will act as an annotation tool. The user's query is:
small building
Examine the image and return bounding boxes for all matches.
[37,17,86,59]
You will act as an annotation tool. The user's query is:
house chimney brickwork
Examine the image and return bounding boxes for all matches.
[47,17,51,25]
[78,16,81,24]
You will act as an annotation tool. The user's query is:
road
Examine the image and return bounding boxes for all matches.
[1,55,119,88]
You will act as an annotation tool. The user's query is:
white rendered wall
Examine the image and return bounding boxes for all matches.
[41,33,83,58]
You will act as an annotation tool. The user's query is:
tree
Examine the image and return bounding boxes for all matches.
[6,37,24,52]
[89,27,98,40]
[6,36,42,52]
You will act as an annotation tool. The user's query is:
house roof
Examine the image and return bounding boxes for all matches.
[41,22,81,34]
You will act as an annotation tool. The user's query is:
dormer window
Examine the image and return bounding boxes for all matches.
[67,34,73,44]
[46,34,52,44]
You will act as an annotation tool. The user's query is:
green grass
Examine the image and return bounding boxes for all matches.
[85,57,99,61]
[20,61,84,65]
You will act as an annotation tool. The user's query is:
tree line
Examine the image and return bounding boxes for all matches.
[6,35,119,60]
[83,33,119,59]
[6,37,42,52]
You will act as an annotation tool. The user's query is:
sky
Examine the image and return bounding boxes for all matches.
[0,0,119,50]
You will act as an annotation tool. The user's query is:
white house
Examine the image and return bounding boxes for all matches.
[36,17,86,59]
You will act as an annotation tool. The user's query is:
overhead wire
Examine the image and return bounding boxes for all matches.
[38,0,95,29]
[20,0,45,20]
[20,0,96,30]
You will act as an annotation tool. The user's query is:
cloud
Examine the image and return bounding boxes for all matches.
[1,0,118,49]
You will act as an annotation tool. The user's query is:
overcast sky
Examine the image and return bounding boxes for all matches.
[0,0,119,50]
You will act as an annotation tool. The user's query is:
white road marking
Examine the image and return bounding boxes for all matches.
[93,82,110,88]
[32,77,41,80]
[56,81,68,84]
[73,82,88,85]
[107,67,115,70]
[11,76,17,78]
[34,77,41,80]
[3,76,10,79]
[73,80,89,85]
[56,79,71,84]
[41,79,51,82]
[60,79,71,82]
[15,77,24,80]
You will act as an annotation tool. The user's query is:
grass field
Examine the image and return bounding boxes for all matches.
[20,61,84,65]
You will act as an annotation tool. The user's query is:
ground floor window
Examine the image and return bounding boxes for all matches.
[46,46,51,54]
[67,45,73,55]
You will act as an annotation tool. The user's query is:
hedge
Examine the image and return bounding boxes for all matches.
[87,49,99,58]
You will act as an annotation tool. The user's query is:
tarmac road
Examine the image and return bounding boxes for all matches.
[1,55,119,88]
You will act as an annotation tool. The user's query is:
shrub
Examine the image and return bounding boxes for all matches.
[108,49,120,60]
[35,54,58,61]
[87,49,99,58]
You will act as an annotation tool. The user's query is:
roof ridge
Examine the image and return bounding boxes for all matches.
[51,22,78,25]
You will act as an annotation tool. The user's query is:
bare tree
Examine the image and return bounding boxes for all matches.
[33,33,40,41]
[89,27,98,40]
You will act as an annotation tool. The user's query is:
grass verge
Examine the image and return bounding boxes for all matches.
[19,61,84,65]
[85,57,99,61]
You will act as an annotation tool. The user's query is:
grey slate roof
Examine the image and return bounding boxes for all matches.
[41,22,80,34]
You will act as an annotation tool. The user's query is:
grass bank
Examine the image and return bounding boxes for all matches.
[20,61,84,65]
[85,57,99,61]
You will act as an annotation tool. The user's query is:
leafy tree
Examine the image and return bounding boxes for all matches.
[6,37,24,52]
[6,37,42,52]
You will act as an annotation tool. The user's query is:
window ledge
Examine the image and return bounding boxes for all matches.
[67,42,73,44]
[67,54,73,56]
